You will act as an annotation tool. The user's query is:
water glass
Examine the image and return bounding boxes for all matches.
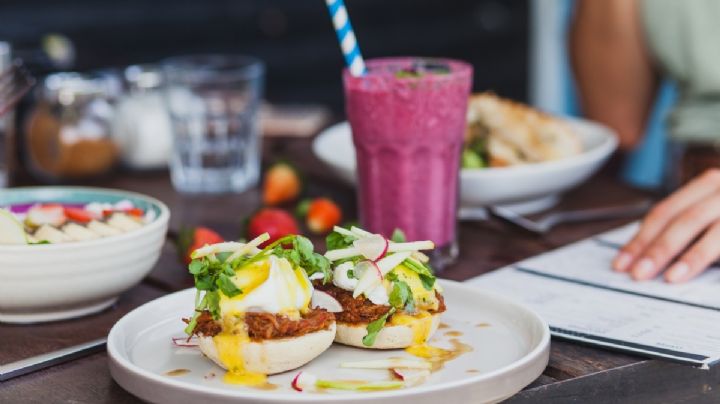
[162,55,264,193]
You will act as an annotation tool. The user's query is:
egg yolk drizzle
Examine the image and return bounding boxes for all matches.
[212,256,314,386]
[386,268,470,370]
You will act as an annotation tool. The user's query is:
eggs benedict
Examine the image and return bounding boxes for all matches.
[319,226,445,351]
[183,233,336,386]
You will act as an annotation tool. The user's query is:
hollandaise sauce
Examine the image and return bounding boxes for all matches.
[209,255,314,387]
[392,312,473,371]
[214,332,268,386]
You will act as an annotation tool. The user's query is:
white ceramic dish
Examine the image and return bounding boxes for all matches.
[312,119,618,214]
[108,280,550,404]
[0,187,170,323]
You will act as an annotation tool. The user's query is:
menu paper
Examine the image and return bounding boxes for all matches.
[468,223,720,368]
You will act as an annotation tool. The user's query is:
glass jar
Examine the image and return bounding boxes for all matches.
[25,72,119,181]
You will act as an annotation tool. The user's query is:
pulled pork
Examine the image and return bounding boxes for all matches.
[314,282,446,324]
[185,308,335,341]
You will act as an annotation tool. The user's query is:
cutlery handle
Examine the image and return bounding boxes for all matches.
[549,200,652,226]
[0,338,106,382]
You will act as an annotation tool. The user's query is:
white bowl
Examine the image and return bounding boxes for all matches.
[313,119,618,215]
[0,187,170,323]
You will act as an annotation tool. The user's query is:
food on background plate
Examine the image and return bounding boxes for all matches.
[464,92,582,168]
[0,200,152,245]
[183,232,335,386]
[177,226,224,264]
[262,161,302,206]
[318,226,446,354]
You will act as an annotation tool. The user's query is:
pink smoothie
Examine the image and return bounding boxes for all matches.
[343,57,472,249]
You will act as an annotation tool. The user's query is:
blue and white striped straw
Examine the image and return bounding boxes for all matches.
[325,0,367,76]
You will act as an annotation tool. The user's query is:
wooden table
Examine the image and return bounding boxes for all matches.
[2,137,718,403]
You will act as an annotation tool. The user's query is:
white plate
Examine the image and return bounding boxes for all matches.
[312,119,617,215]
[108,280,549,404]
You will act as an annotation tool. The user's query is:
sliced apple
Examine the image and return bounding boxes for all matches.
[0,209,27,245]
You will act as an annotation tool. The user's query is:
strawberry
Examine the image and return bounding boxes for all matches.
[305,198,342,235]
[263,162,301,206]
[178,226,224,264]
[63,207,94,223]
[247,208,300,247]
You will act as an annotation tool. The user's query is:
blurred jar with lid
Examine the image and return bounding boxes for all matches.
[112,64,172,170]
[25,72,119,181]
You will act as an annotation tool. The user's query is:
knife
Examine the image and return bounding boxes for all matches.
[0,338,106,382]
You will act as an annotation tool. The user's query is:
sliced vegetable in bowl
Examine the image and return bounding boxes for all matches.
[0,198,154,245]
[0,208,28,245]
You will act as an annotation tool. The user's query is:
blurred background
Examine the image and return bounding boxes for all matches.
[1,0,529,108]
[0,0,668,188]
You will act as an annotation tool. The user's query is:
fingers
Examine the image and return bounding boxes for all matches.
[628,194,720,280]
[665,221,720,283]
[614,169,720,272]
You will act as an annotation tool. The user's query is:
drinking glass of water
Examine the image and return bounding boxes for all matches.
[162,55,264,193]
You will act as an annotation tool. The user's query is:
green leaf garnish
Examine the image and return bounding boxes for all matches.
[395,70,422,79]
[390,228,407,243]
[188,260,206,275]
[362,307,396,347]
[185,234,330,335]
[216,273,242,297]
[389,280,411,309]
[326,228,356,250]
[403,258,436,290]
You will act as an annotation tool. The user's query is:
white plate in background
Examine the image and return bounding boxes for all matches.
[312,119,617,215]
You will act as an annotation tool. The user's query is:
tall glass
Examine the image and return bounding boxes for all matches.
[162,55,264,193]
[344,57,472,270]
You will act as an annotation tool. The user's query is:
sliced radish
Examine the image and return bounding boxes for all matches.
[0,209,27,245]
[291,371,318,392]
[353,234,389,261]
[291,372,302,392]
[311,290,343,312]
[171,336,198,347]
[391,368,431,387]
[341,359,431,370]
[353,252,411,298]
[26,204,66,227]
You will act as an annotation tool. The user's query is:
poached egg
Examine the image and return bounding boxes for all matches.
[212,255,315,386]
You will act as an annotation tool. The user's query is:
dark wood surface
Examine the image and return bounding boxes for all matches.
[2,137,716,403]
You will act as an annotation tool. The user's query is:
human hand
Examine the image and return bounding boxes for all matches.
[613,169,720,282]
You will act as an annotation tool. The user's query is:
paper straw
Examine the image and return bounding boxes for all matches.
[325,0,366,76]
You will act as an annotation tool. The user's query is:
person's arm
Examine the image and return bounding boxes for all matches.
[569,0,659,150]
